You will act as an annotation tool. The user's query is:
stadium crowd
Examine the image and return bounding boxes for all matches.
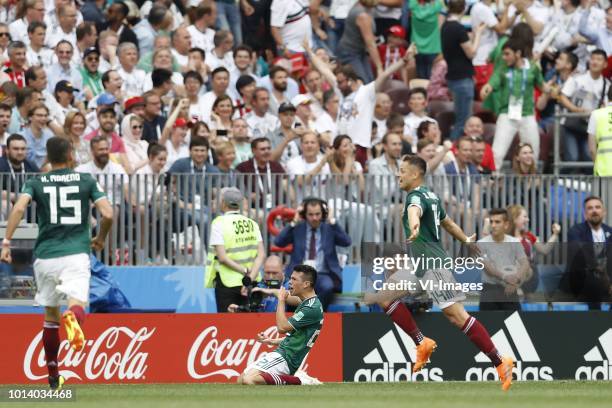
[0,0,611,305]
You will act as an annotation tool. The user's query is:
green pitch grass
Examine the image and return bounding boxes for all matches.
[5,381,612,408]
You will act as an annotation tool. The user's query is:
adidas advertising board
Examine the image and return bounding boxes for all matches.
[343,312,612,382]
[575,328,612,380]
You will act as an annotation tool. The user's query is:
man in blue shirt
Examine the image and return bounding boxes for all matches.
[579,5,612,56]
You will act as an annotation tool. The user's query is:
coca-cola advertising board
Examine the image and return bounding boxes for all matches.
[0,314,343,384]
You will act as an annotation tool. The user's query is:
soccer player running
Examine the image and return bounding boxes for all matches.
[365,155,514,391]
[238,265,323,386]
[0,137,113,390]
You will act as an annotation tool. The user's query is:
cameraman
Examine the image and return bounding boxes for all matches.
[227,255,289,313]
[205,187,266,313]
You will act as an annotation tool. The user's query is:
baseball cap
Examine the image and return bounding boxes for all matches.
[54,80,78,93]
[221,187,243,209]
[83,47,100,58]
[291,94,312,107]
[173,118,188,128]
[278,102,296,114]
[388,25,406,39]
[98,105,116,116]
[97,92,118,106]
[124,96,144,112]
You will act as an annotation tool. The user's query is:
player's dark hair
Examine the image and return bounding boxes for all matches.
[293,264,317,287]
[46,136,71,164]
[189,136,209,150]
[6,133,26,148]
[402,154,427,176]
[251,137,270,150]
[584,196,604,207]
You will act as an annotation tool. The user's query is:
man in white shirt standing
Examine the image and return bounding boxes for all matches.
[404,88,437,151]
[9,0,46,45]
[229,45,257,100]
[46,3,78,49]
[286,131,331,202]
[117,42,146,99]
[26,21,53,68]
[187,0,217,54]
[270,0,313,56]
[470,0,504,84]
[199,67,231,123]
[560,49,609,164]
[246,88,281,140]
[206,30,235,72]
[171,26,192,70]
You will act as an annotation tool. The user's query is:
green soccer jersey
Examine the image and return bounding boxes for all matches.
[403,185,449,276]
[276,296,323,374]
[21,168,107,259]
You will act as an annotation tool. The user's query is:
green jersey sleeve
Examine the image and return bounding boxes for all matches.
[20,178,35,198]
[406,191,424,214]
[288,305,323,331]
[86,174,107,203]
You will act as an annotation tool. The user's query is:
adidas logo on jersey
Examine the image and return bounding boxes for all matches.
[575,328,612,380]
[354,324,443,382]
[465,312,553,381]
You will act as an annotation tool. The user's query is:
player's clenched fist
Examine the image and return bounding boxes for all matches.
[91,236,106,252]
[278,286,290,301]
[1,247,11,264]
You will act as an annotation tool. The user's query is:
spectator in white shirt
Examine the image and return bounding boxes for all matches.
[184,70,206,122]
[117,42,146,99]
[44,0,83,30]
[46,3,77,49]
[47,40,83,95]
[171,26,192,70]
[269,102,302,166]
[373,92,392,144]
[122,113,149,174]
[133,4,172,56]
[26,21,53,67]
[206,29,235,72]
[229,44,256,100]
[98,30,119,73]
[234,74,256,117]
[286,131,331,202]
[270,0,313,55]
[9,0,46,46]
[73,22,97,67]
[163,117,190,170]
[52,80,79,126]
[75,135,128,205]
[404,87,436,150]
[187,47,209,86]
[292,94,314,129]
[313,89,339,145]
[199,66,230,123]
[302,69,325,117]
[470,0,504,70]
[187,0,217,54]
[0,23,11,60]
[210,94,235,134]
[268,65,290,115]
[246,87,280,140]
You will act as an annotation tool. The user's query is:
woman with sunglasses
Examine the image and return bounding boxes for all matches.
[122,113,149,174]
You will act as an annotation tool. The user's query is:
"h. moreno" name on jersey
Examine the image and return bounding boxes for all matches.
[41,174,82,183]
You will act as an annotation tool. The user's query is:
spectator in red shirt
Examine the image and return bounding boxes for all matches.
[377,25,408,82]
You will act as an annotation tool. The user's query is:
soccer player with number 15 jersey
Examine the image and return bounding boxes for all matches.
[1,137,114,390]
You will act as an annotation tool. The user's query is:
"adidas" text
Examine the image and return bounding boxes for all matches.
[354,363,444,382]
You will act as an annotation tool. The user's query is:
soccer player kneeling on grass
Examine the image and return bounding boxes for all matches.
[0,137,113,390]
[238,265,323,386]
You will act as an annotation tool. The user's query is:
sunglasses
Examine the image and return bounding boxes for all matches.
[132,125,143,130]
[0,33,10,38]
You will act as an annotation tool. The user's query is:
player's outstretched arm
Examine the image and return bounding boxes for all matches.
[275,287,294,334]
[92,198,114,251]
[406,205,422,242]
[441,217,476,243]
[0,194,31,263]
